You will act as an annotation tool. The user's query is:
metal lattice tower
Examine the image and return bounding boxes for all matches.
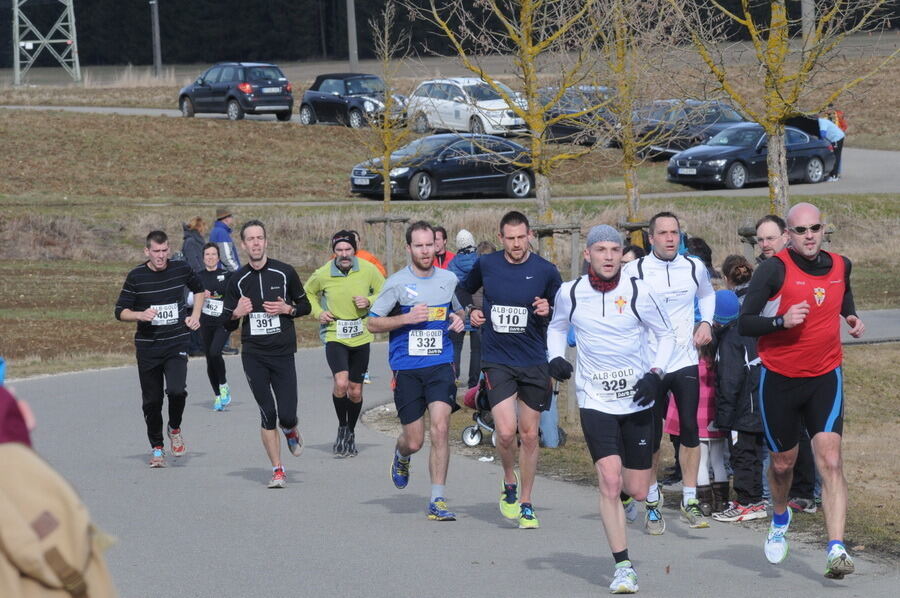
[12,0,82,85]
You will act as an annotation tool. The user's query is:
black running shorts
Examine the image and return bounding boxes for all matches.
[759,366,844,453]
[580,407,655,470]
[482,362,552,412]
[392,363,457,425]
[325,341,371,384]
[653,364,701,450]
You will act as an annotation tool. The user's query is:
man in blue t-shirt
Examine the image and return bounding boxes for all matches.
[368,221,465,522]
[461,210,562,529]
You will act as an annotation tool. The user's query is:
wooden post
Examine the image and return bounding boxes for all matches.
[365,216,410,276]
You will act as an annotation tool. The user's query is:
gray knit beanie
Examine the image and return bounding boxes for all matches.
[585,224,622,248]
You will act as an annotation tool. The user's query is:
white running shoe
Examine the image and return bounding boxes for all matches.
[765,509,792,564]
[609,563,638,594]
[825,544,855,579]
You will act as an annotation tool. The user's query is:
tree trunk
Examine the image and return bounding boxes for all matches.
[382,150,392,213]
[766,128,790,216]
[623,162,640,221]
[535,171,552,223]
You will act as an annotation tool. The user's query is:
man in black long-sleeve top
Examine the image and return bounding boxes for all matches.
[223,220,311,489]
[115,230,203,468]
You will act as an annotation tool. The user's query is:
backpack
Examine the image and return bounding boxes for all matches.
[0,444,118,598]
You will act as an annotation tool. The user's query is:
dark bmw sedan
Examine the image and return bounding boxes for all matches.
[666,123,835,189]
[178,62,293,121]
[350,134,533,200]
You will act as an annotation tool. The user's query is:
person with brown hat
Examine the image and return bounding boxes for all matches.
[210,207,241,273]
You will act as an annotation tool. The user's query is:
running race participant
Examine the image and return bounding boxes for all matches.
[739,202,864,579]
[198,242,233,411]
[306,230,385,457]
[621,211,715,532]
[115,230,203,468]
[548,225,675,594]
[460,210,562,529]
[433,226,455,269]
[223,220,312,488]
[368,221,465,521]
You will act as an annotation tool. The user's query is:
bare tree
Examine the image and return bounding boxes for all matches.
[407,0,604,221]
[668,0,899,214]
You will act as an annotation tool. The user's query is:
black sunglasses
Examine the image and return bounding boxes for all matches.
[789,224,824,235]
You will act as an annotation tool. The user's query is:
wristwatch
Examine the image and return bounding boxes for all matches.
[289,305,297,317]
[773,316,784,329]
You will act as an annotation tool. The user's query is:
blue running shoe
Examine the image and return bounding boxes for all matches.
[213,396,224,411]
[391,453,410,489]
[219,383,231,407]
[427,498,456,521]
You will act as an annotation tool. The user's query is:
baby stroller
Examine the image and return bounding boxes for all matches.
[461,375,566,448]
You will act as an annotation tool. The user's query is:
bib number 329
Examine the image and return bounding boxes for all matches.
[250,312,281,336]
[490,305,528,334]
[408,329,442,356]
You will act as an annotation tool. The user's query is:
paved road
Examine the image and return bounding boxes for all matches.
[10,337,899,598]
[3,104,899,206]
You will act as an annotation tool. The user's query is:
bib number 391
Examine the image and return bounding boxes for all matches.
[408,329,442,356]
[150,303,178,326]
[490,305,527,334]
[250,312,281,336]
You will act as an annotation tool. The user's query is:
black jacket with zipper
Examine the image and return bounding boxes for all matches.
[714,321,763,434]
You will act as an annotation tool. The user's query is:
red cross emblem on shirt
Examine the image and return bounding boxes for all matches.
[615,296,628,313]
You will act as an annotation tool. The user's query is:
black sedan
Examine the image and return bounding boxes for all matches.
[299,73,406,128]
[539,85,617,146]
[666,123,836,189]
[178,62,293,121]
[350,134,534,201]
[636,99,747,157]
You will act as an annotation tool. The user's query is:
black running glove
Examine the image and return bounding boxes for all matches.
[548,356,573,381]
[632,372,662,407]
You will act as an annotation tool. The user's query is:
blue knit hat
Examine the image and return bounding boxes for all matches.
[714,290,740,325]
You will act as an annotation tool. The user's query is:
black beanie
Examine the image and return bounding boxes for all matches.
[331,230,357,252]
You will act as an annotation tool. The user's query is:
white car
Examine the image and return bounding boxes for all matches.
[406,77,526,136]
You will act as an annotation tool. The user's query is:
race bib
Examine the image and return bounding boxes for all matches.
[408,329,442,356]
[490,305,527,334]
[336,318,364,339]
[150,303,178,326]
[202,298,223,317]
[249,312,281,336]
[588,367,638,402]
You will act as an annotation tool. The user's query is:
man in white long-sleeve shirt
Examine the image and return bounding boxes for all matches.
[621,211,716,532]
[548,224,675,594]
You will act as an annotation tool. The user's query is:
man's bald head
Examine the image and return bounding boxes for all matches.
[786,202,821,228]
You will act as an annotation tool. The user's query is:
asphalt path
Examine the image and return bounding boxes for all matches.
[10,327,899,598]
[3,104,899,207]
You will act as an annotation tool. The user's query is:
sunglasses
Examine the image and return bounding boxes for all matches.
[788,224,824,235]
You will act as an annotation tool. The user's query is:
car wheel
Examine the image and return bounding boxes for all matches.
[299,104,316,125]
[412,112,430,134]
[226,99,244,121]
[469,116,485,134]
[276,110,292,122]
[180,97,194,118]
[348,109,365,129]
[506,171,532,198]
[724,161,747,189]
[409,172,434,201]
[804,157,825,184]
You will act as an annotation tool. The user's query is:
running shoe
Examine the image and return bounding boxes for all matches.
[363,371,371,384]
[213,396,224,412]
[518,502,540,529]
[284,426,303,457]
[645,500,666,535]
[764,508,792,564]
[788,497,818,514]
[713,501,768,522]
[824,544,855,579]
[427,498,457,521]
[149,446,166,468]
[221,346,239,356]
[622,496,639,524]
[681,498,710,528]
[268,467,286,489]
[167,427,186,457]
[499,472,520,520]
[333,425,347,456]
[609,562,639,594]
[343,430,358,457]
[391,453,410,489]
[219,383,232,407]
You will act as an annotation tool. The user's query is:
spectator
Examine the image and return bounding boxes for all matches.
[686,236,722,283]
[818,114,845,181]
[448,229,480,390]
[622,244,646,264]
[721,254,754,303]
[433,226,455,269]
[210,207,241,272]
[181,217,207,273]
[349,230,388,277]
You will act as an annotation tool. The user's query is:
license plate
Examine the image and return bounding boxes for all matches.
[353,177,369,185]
[677,168,697,175]
[262,87,281,94]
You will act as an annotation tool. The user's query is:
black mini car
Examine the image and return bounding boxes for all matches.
[350,134,533,201]
[299,73,406,128]
[178,62,293,121]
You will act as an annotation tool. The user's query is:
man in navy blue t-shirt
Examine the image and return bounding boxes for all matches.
[461,210,562,529]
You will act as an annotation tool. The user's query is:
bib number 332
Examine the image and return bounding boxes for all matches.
[408,329,442,356]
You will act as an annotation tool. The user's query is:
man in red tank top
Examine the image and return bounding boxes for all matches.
[739,202,864,580]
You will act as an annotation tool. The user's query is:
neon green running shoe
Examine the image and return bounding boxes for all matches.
[518,502,540,529]
[499,471,520,520]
